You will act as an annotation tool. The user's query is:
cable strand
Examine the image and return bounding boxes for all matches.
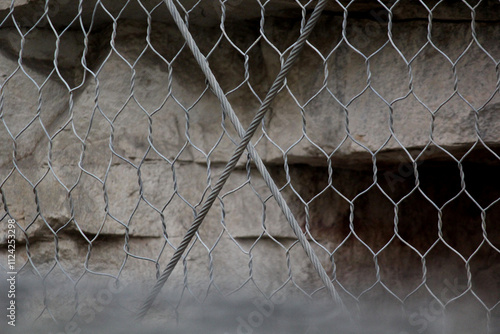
[136,0,339,320]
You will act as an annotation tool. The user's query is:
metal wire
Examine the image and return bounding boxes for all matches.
[136,0,339,320]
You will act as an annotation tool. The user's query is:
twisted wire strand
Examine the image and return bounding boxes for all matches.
[136,0,340,320]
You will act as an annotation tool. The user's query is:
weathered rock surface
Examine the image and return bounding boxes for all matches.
[2,0,500,29]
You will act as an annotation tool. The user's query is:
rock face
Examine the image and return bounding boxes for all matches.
[0,0,499,329]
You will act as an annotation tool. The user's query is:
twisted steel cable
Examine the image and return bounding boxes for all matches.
[136,0,341,320]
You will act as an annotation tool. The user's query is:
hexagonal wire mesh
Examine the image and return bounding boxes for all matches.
[0,0,499,333]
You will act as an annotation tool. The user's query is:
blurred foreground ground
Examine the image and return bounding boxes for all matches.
[1,277,499,334]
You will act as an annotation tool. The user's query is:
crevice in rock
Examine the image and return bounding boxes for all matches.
[268,148,500,299]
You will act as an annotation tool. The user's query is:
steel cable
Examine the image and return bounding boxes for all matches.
[136,0,341,320]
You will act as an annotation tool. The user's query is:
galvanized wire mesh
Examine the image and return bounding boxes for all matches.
[0,0,499,332]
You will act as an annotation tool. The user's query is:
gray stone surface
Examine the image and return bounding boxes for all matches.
[2,11,499,168]
[260,17,500,165]
[2,0,500,29]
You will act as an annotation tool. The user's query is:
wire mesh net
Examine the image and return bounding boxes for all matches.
[0,0,499,333]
